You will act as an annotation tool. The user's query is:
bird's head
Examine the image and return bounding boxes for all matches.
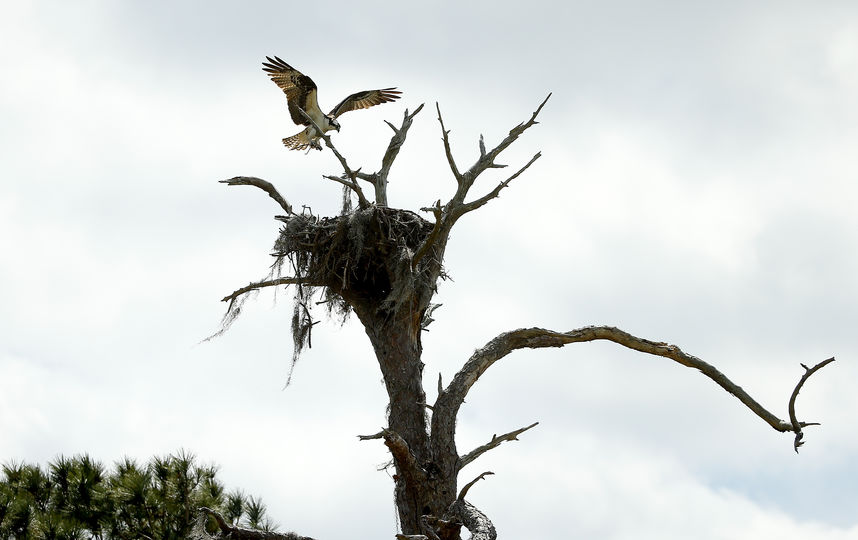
[324,114,340,131]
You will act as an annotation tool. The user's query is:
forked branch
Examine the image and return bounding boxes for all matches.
[295,106,371,208]
[417,95,549,297]
[434,93,551,214]
[459,93,551,190]
[297,104,424,207]
[434,94,549,228]
[457,151,542,217]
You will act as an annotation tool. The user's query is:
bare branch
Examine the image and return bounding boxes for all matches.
[220,177,294,215]
[374,104,426,206]
[294,106,371,208]
[417,95,549,298]
[436,103,463,185]
[357,430,386,441]
[435,326,830,451]
[444,500,496,540]
[457,471,494,501]
[458,93,550,192]
[458,422,539,470]
[457,151,542,216]
[789,357,835,452]
[444,476,497,540]
[221,277,309,305]
[363,428,428,483]
[322,173,369,207]
[321,165,370,208]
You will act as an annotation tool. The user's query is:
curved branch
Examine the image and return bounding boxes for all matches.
[220,177,294,215]
[457,471,494,501]
[434,326,830,448]
[789,357,835,452]
[443,474,497,540]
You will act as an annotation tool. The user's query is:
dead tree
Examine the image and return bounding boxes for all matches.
[209,95,833,540]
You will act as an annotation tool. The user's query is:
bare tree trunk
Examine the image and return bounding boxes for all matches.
[352,303,460,538]
[216,93,833,540]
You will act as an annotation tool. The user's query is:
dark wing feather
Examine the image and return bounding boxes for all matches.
[328,88,402,118]
[261,56,321,126]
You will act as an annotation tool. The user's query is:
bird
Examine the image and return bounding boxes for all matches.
[261,56,402,151]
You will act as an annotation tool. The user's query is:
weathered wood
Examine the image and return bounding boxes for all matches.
[218,94,832,540]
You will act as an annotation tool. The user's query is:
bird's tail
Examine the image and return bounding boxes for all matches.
[282,129,322,151]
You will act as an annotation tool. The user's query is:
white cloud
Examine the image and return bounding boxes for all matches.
[473,433,858,540]
[1,1,856,538]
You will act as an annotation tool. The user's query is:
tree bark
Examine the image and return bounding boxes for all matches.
[351,302,459,537]
[218,93,833,540]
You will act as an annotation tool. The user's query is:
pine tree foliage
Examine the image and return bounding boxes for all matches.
[0,451,276,539]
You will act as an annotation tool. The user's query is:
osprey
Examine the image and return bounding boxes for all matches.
[262,56,402,151]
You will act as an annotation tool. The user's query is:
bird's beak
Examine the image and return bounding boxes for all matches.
[336,124,341,132]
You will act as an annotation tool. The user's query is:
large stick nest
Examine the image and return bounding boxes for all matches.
[274,206,436,315]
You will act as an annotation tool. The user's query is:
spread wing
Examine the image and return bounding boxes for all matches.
[261,56,323,126]
[328,88,402,118]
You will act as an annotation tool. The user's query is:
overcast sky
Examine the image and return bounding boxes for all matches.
[2,1,857,539]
